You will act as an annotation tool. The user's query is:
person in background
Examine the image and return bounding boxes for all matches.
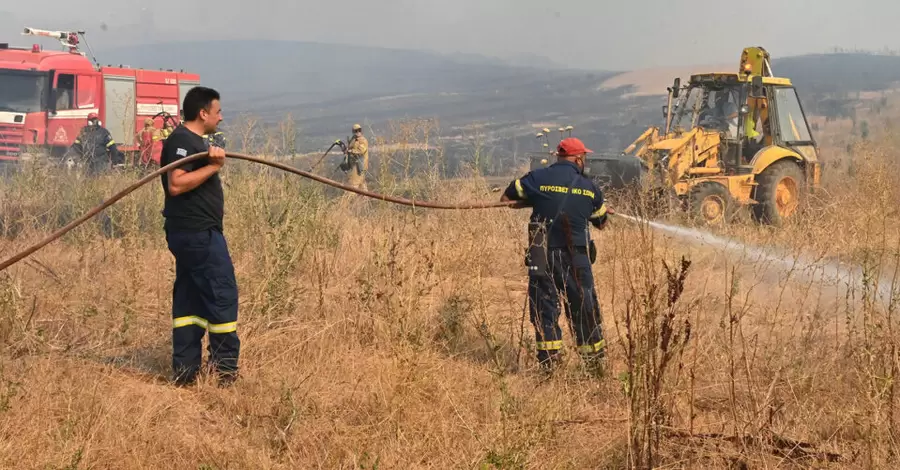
[139,118,161,167]
[67,112,124,175]
[346,123,369,190]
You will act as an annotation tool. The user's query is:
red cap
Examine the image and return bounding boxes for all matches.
[557,137,592,157]
[87,112,99,120]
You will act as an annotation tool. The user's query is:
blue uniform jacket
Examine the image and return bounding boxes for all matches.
[503,160,608,248]
[71,124,124,165]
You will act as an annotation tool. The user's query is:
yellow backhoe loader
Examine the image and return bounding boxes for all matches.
[531,46,822,226]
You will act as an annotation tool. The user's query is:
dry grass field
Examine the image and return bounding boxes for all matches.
[0,112,898,469]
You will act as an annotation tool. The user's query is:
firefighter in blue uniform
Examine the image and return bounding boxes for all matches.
[501,137,609,374]
[67,112,125,175]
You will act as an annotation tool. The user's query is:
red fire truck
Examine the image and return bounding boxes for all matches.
[0,27,200,164]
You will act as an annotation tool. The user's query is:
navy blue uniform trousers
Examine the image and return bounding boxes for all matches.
[166,228,240,384]
[528,247,605,364]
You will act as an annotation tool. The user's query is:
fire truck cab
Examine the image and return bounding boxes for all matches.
[0,27,200,164]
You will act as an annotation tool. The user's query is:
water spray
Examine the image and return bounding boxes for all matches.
[610,211,898,310]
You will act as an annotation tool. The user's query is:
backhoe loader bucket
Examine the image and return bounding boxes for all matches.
[586,153,647,191]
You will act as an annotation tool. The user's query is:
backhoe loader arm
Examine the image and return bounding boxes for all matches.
[663,128,721,184]
[623,126,660,158]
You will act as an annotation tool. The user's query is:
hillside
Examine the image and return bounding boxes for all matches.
[95,40,588,109]
[95,40,656,164]
[94,41,900,172]
[2,32,649,169]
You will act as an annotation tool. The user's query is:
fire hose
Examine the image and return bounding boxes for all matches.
[0,151,517,272]
[307,140,347,172]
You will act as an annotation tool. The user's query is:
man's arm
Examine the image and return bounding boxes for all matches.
[69,138,83,156]
[103,131,125,165]
[500,174,533,209]
[68,128,85,156]
[358,137,369,170]
[168,165,220,196]
[589,183,609,229]
[165,141,225,197]
[348,136,367,156]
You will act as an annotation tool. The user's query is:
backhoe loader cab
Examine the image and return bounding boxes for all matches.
[616,46,821,226]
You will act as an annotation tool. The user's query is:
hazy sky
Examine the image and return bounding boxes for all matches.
[5,0,900,70]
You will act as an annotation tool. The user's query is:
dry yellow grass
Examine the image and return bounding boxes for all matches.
[0,115,898,469]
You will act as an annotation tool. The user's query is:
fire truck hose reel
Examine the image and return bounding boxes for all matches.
[0,151,518,272]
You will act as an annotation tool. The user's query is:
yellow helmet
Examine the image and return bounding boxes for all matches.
[352,123,362,131]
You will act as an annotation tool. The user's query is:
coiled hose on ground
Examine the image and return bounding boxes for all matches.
[0,151,516,271]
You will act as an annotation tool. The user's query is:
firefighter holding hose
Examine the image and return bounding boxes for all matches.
[345,123,369,190]
[159,86,240,387]
[500,137,608,375]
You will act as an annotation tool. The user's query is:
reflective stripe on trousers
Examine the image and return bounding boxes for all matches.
[173,315,237,334]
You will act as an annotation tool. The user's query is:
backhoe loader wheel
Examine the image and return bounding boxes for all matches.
[688,182,734,226]
[751,160,805,226]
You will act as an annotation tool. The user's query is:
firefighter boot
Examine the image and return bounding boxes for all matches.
[537,348,563,377]
[580,348,606,379]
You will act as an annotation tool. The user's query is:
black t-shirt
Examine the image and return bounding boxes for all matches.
[160,125,224,232]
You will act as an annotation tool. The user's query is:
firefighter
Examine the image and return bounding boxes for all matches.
[160,86,240,387]
[67,112,124,175]
[139,118,160,167]
[346,123,369,190]
[160,121,175,140]
[500,137,608,374]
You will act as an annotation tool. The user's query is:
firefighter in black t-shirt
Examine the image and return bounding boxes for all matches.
[159,86,240,387]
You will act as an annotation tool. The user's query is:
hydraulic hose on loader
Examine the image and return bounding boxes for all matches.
[0,151,517,272]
